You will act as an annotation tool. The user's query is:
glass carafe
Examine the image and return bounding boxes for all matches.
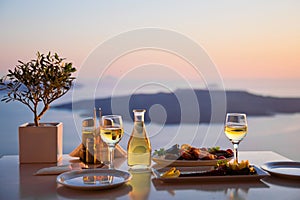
[127,109,151,169]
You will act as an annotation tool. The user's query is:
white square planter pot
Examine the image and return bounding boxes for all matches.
[19,122,63,163]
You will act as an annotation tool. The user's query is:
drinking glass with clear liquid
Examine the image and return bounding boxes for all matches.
[100,115,124,169]
[224,113,248,163]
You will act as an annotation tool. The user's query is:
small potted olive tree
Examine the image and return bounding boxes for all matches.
[0,52,76,163]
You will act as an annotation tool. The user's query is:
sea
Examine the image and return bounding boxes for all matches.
[1,79,300,161]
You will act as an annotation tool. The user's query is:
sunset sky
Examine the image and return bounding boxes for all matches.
[1,0,300,88]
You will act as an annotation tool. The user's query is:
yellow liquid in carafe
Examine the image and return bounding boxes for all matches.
[127,122,151,168]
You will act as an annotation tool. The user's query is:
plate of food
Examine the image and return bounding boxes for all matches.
[152,160,269,183]
[152,144,234,166]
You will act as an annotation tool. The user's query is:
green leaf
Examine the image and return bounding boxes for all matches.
[1,51,76,124]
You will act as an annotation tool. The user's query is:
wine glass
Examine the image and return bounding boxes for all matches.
[100,115,124,169]
[224,113,248,163]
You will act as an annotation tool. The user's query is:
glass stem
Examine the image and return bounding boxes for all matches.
[233,143,239,163]
[108,146,114,169]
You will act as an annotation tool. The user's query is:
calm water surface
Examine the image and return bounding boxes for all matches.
[1,79,300,160]
[1,101,300,161]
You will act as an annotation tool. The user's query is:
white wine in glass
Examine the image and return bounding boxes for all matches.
[100,115,124,169]
[224,113,248,163]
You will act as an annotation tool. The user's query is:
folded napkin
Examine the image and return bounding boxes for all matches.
[34,163,85,175]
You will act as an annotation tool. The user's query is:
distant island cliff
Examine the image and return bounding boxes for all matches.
[53,89,300,124]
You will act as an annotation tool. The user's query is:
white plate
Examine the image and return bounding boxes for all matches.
[152,155,232,167]
[152,166,269,183]
[261,161,300,180]
[57,169,132,190]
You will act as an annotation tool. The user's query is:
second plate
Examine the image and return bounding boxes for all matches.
[152,166,269,183]
[152,155,232,167]
[261,161,300,180]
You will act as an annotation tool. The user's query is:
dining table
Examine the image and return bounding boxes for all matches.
[0,151,299,200]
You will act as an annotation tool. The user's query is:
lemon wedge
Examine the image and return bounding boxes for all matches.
[161,167,181,178]
[227,160,250,170]
[239,160,250,169]
[181,144,191,151]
